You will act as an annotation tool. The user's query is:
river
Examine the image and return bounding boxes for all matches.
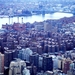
[0,12,73,29]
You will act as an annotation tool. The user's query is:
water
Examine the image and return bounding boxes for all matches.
[0,12,73,29]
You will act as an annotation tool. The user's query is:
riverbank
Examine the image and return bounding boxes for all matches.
[0,12,73,29]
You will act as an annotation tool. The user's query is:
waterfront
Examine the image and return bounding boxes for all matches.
[0,12,73,29]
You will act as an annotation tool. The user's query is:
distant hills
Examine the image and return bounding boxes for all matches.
[0,0,75,5]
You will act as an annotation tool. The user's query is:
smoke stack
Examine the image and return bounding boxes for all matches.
[11,17,13,24]
[17,16,19,23]
[22,17,23,23]
[9,16,10,24]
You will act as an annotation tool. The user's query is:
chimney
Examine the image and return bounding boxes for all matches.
[11,17,13,24]
[22,17,23,23]
[9,16,10,24]
[17,16,19,23]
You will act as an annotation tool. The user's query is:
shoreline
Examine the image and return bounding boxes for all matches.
[0,12,73,18]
